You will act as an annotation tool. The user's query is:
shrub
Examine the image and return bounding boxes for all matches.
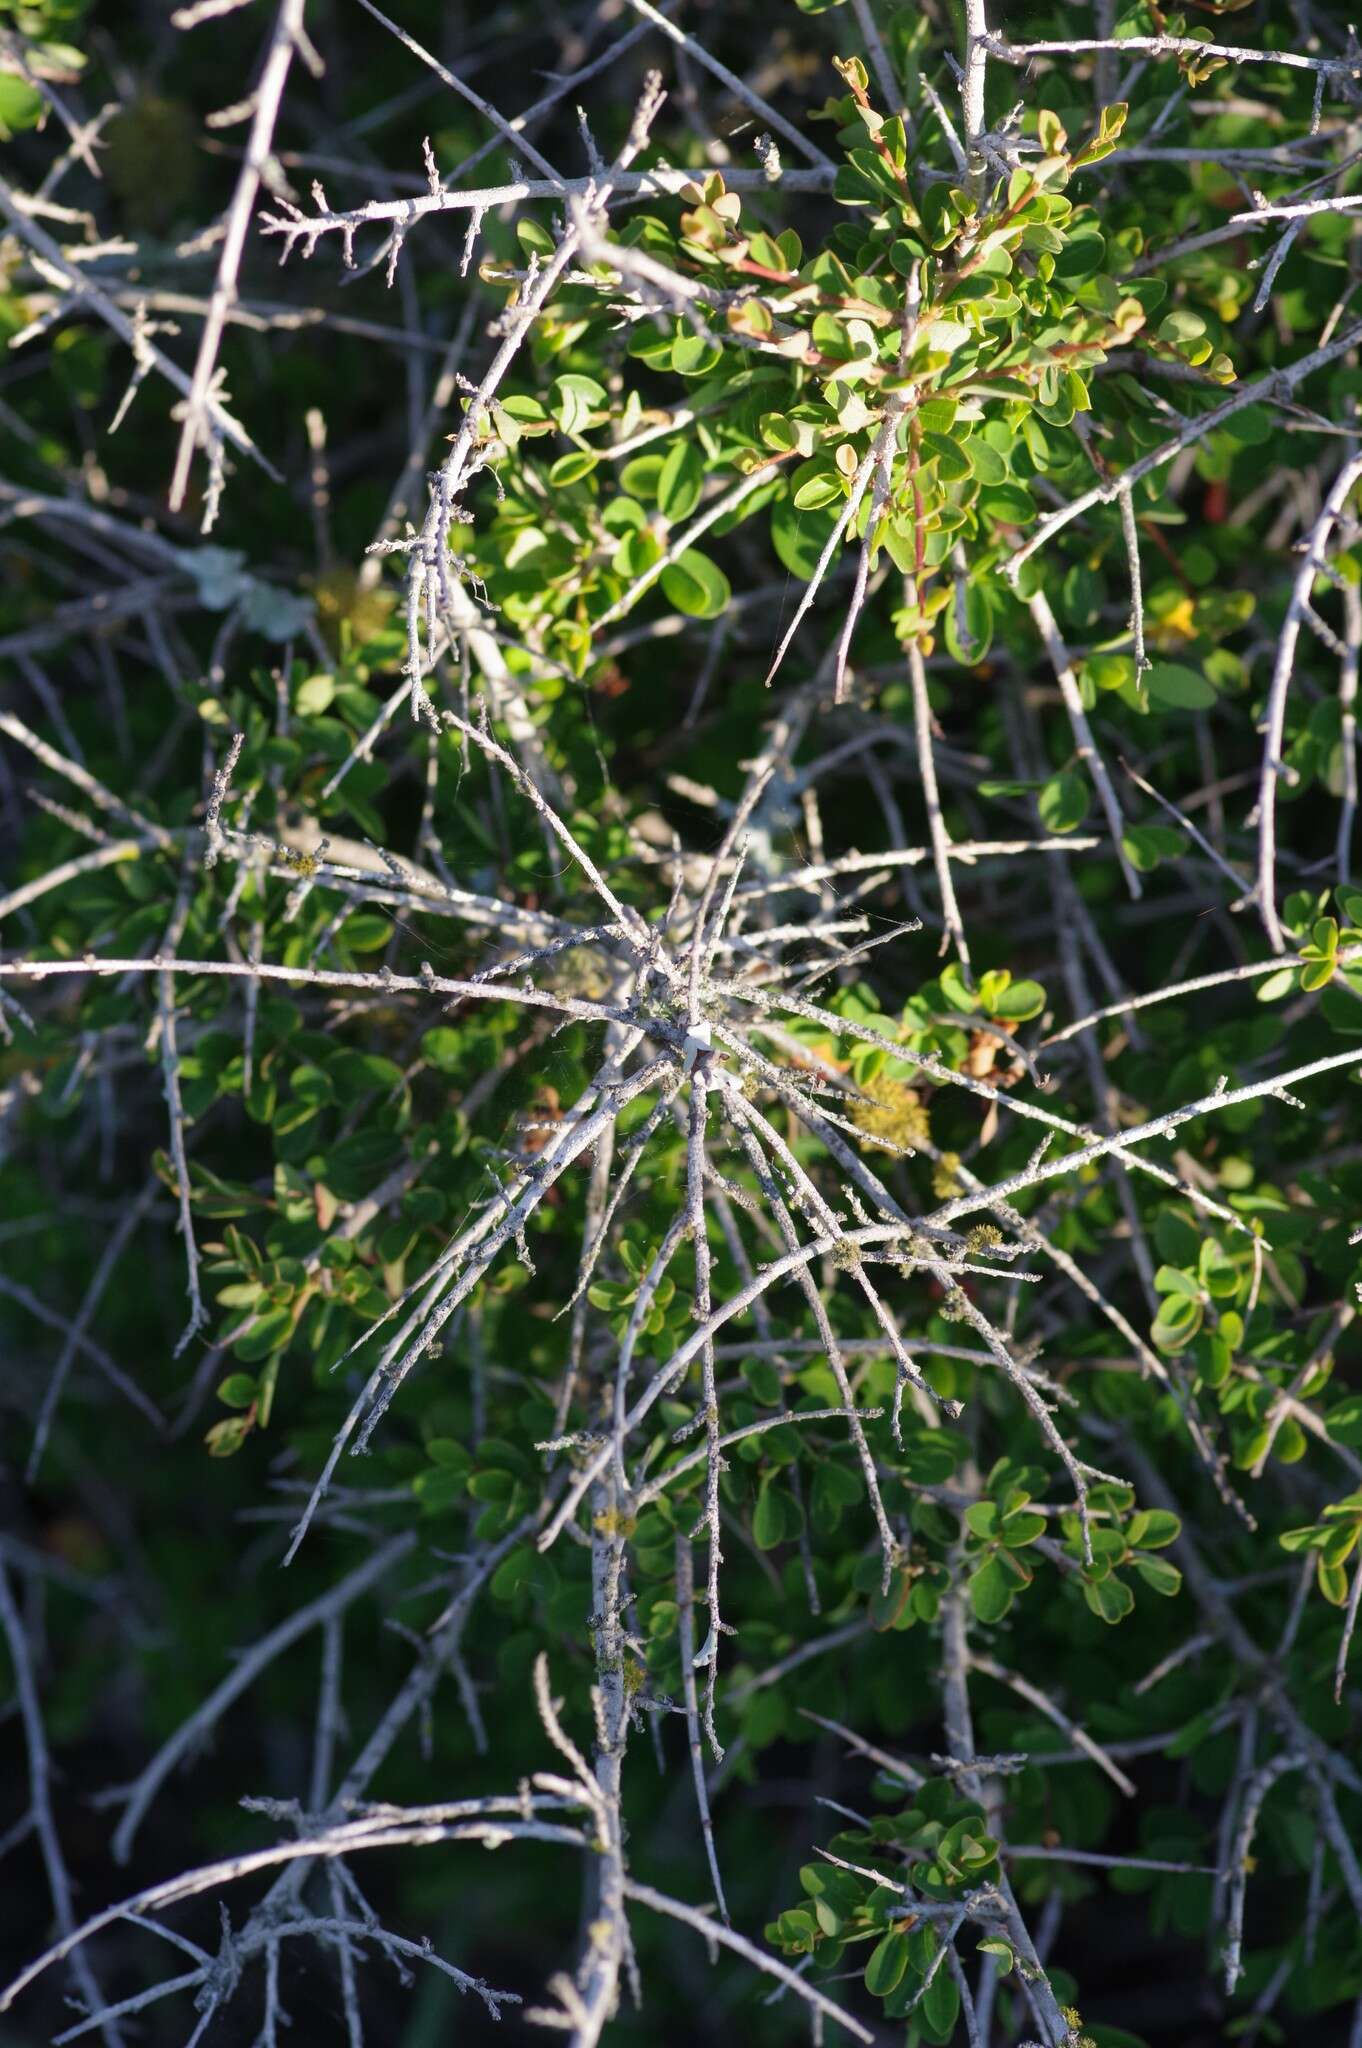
[3,2,1362,2043]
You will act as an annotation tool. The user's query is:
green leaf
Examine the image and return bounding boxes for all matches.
[1085,654,1135,694]
[412,1467,467,1511]
[656,441,705,522]
[944,579,993,663]
[1152,1291,1203,1353]
[969,1556,1014,1623]
[295,673,335,716]
[979,482,1036,526]
[426,1438,471,1468]
[1326,1395,1362,1446]
[497,393,550,425]
[938,961,977,1013]
[812,313,854,360]
[1125,1509,1180,1549]
[988,978,1046,1023]
[793,470,843,512]
[548,450,598,488]
[672,333,723,377]
[1054,227,1106,282]
[340,913,393,952]
[620,454,665,500]
[771,486,838,579]
[205,1414,253,1458]
[1083,1571,1136,1624]
[742,1357,783,1406]
[1318,1554,1351,1606]
[1145,662,1216,711]
[753,1480,785,1550]
[1122,825,1186,873]
[660,549,731,619]
[467,1469,514,1502]
[920,429,972,481]
[1038,771,1089,833]
[969,438,1008,486]
[0,75,45,137]
[550,372,606,436]
[864,1928,909,1998]
[613,527,663,580]
[1159,310,1207,345]
[421,1027,464,1071]
[759,412,802,454]
[1321,1519,1362,1569]
[919,1966,960,2041]
[775,1907,818,1952]
[1132,1554,1182,1597]
[491,1547,532,1599]
[516,218,555,258]
[231,1306,293,1363]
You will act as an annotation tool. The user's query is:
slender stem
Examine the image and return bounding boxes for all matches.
[168,0,308,515]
